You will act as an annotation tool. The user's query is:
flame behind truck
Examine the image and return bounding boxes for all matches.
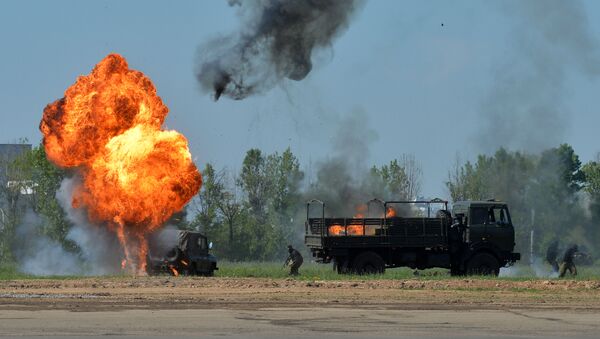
[305,199,520,276]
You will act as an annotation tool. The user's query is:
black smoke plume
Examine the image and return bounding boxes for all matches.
[197,0,364,100]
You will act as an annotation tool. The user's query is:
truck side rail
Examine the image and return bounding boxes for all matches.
[305,198,449,239]
[306,199,325,237]
[307,217,388,237]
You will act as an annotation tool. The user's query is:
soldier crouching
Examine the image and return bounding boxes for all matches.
[285,245,303,276]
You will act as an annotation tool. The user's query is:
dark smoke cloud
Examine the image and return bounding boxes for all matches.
[197,0,364,100]
[307,108,378,216]
[479,0,600,152]
[306,110,424,218]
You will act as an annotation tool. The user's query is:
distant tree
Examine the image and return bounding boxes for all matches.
[582,158,600,245]
[191,163,225,234]
[218,189,242,253]
[371,160,408,199]
[528,144,586,251]
[239,149,271,223]
[371,155,423,200]
[583,160,600,197]
[444,145,590,257]
[265,148,304,252]
[0,143,73,263]
[27,146,74,250]
[233,148,305,260]
[399,154,423,200]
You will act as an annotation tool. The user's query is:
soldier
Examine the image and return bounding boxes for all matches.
[285,245,303,276]
[545,240,560,273]
[559,244,578,278]
[449,215,465,276]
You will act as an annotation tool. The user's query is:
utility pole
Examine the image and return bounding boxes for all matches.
[529,208,535,266]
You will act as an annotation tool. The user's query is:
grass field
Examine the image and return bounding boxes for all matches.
[216,261,600,281]
[3,261,599,281]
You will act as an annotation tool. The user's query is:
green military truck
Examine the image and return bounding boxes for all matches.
[147,230,218,276]
[305,199,520,276]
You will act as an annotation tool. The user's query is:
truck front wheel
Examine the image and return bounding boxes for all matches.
[465,252,500,276]
[351,252,385,275]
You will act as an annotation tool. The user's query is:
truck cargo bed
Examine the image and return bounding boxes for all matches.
[305,216,449,249]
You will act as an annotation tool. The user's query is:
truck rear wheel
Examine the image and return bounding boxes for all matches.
[333,257,350,274]
[164,248,182,263]
[450,266,464,276]
[466,252,500,276]
[351,252,385,275]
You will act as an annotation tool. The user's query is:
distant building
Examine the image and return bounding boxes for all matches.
[0,144,33,226]
[0,143,33,186]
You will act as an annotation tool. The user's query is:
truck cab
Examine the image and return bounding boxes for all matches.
[147,230,218,276]
[452,201,520,273]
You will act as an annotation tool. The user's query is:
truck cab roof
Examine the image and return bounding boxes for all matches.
[452,200,508,215]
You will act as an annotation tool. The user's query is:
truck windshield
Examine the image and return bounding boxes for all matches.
[197,237,208,250]
[471,206,510,225]
[491,206,510,225]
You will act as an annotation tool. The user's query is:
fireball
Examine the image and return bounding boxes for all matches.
[40,54,202,274]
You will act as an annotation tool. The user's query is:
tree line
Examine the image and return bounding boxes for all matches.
[447,144,600,258]
[0,142,598,265]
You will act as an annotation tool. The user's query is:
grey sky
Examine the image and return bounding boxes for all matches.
[1,0,599,198]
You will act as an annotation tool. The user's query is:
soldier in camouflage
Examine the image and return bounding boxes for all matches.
[285,245,303,276]
[559,244,578,278]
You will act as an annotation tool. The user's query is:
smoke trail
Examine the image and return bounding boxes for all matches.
[479,0,600,152]
[197,0,364,100]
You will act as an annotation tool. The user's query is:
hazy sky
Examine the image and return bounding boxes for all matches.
[1,0,599,198]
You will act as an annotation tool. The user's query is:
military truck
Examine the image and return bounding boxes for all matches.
[305,199,520,276]
[147,230,218,276]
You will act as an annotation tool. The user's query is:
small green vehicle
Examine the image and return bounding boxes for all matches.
[147,230,218,276]
[305,199,520,276]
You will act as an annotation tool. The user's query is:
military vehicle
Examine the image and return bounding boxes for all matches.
[305,199,520,276]
[147,230,218,276]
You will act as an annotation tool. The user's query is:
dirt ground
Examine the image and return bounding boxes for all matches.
[1,277,600,338]
[1,276,600,310]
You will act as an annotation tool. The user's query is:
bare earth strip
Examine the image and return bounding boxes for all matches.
[0,277,599,338]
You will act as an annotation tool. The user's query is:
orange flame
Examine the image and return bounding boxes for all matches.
[169,266,179,276]
[328,224,345,236]
[346,225,364,236]
[386,207,397,218]
[353,204,367,218]
[40,54,202,274]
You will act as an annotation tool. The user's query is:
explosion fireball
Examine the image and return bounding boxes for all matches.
[40,54,202,274]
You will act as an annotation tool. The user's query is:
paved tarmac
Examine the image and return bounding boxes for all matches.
[1,306,599,338]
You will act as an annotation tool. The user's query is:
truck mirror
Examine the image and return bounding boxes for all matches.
[209,242,213,249]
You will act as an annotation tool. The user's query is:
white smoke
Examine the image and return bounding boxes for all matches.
[499,256,558,278]
[16,177,123,276]
[15,211,82,276]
